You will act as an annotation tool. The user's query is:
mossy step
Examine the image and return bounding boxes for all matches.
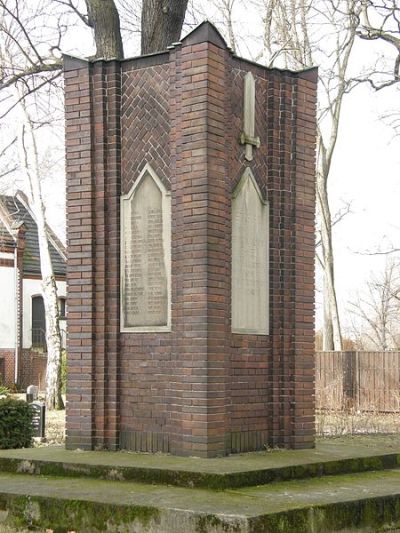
[1,469,400,531]
[0,435,399,489]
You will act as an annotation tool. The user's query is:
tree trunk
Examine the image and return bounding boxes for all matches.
[19,103,64,410]
[322,279,334,350]
[141,0,188,54]
[40,238,64,410]
[85,0,124,59]
[318,174,343,351]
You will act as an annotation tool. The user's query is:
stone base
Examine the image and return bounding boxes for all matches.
[1,436,400,532]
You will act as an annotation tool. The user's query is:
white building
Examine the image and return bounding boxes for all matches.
[0,192,66,389]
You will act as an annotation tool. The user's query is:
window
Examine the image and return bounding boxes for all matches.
[59,297,66,320]
[32,295,46,349]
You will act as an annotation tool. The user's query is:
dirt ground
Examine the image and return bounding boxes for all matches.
[40,409,399,445]
[45,407,400,443]
[40,408,400,446]
[40,407,65,446]
[8,393,400,444]
[316,409,400,437]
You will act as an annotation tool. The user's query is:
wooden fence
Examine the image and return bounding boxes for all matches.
[316,351,400,412]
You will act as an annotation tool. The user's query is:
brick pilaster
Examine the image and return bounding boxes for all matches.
[102,61,121,449]
[168,37,231,457]
[64,56,96,450]
[64,55,122,451]
[292,71,318,448]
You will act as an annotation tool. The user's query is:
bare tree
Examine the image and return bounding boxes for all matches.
[186,0,361,350]
[0,0,63,100]
[355,0,400,138]
[141,0,188,54]
[61,0,189,57]
[85,0,124,59]
[242,0,363,350]
[348,259,400,350]
[208,0,237,52]
[0,0,66,406]
[357,0,400,88]
[315,3,358,351]
[18,96,64,409]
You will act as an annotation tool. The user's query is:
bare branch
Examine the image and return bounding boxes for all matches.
[53,0,89,25]
[0,0,44,65]
[0,61,62,91]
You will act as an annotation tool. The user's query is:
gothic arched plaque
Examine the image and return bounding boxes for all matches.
[232,168,269,335]
[121,164,171,332]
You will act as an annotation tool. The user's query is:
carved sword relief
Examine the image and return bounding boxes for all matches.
[239,72,260,162]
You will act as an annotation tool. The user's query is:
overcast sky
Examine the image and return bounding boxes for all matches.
[326,80,399,331]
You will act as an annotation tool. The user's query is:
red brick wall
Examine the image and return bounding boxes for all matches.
[0,349,46,390]
[64,23,317,457]
[21,351,47,391]
[0,350,14,387]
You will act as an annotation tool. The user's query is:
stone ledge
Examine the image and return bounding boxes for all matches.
[0,435,399,489]
[1,469,400,532]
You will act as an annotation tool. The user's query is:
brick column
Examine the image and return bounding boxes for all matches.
[64,56,96,450]
[92,60,121,450]
[64,55,122,451]
[267,70,284,447]
[205,43,231,456]
[103,61,122,449]
[168,32,231,457]
[292,71,317,448]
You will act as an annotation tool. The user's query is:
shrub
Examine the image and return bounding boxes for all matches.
[0,385,9,398]
[0,397,34,449]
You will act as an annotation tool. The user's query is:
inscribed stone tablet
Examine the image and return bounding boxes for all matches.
[232,168,269,334]
[121,166,170,331]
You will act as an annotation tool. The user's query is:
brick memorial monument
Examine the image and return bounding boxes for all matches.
[64,22,317,457]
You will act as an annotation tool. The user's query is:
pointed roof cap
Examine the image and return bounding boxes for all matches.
[181,21,228,50]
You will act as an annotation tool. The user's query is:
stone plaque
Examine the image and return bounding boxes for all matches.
[31,402,46,438]
[121,165,171,331]
[232,168,269,334]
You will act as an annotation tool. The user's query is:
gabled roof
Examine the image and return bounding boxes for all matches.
[0,192,66,277]
[0,199,16,250]
[0,224,14,249]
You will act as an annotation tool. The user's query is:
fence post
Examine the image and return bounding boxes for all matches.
[343,351,357,411]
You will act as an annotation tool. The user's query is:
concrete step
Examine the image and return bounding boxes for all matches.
[0,435,399,489]
[1,468,400,531]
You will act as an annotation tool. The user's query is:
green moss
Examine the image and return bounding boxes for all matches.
[248,496,400,533]
[1,435,400,487]
[249,508,311,533]
[5,495,160,532]
[196,514,241,533]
